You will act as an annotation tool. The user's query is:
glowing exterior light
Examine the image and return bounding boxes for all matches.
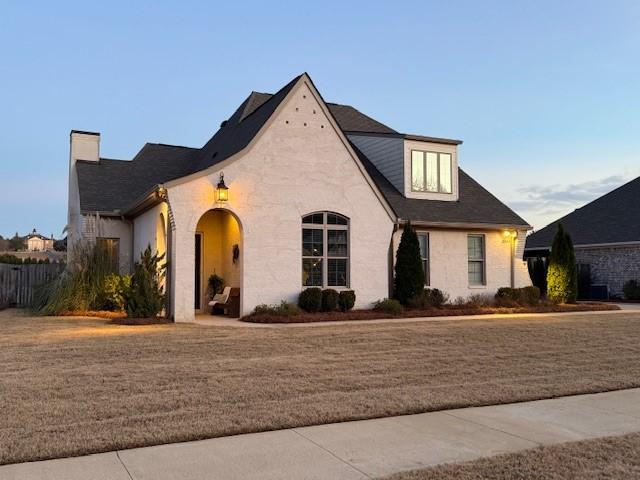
[215,173,229,202]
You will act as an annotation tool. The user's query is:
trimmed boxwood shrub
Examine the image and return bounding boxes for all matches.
[253,301,300,316]
[338,290,356,312]
[298,287,322,312]
[373,298,403,315]
[321,289,339,312]
[495,286,541,306]
[623,280,640,300]
[407,288,449,309]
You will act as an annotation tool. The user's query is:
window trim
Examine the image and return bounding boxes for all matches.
[467,234,486,286]
[417,232,430,286]
[411,150,452,194]
[302,212,350,288]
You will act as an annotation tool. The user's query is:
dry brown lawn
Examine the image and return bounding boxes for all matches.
[383,432,640,479]
[1,309,640,465]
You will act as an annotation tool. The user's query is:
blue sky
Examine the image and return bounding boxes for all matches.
[0,0,638,238]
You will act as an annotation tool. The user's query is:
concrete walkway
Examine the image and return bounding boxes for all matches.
[4,388,640,480]
[193,304,640,328]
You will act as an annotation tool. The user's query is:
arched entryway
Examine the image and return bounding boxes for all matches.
[194,208,243,317]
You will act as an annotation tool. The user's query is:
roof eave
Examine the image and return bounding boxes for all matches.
[400,219,533,231]
[345,131,463,145]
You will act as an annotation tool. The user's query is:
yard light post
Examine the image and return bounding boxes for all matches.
[215,172,229,202]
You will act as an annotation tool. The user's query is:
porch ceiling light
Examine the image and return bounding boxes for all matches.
[216,172,229,202]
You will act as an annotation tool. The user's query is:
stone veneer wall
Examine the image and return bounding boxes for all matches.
[575,244,640,297]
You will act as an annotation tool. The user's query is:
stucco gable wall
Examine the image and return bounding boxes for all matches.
[168,81,395,321]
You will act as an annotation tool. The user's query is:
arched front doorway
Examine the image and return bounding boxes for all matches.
[194,208,243,317]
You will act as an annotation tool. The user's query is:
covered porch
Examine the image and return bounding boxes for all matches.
[194,208,243,317]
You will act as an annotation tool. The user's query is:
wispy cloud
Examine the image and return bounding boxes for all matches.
[509,172,638,229]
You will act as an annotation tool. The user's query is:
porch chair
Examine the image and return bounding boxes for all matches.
[208,286,231,312]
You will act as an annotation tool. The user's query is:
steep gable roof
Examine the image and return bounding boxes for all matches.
[525,176,640,249]
[75,72,524,229]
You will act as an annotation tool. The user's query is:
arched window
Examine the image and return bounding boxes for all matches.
[302,212,349,288]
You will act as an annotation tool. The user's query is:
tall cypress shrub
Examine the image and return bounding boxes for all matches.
[394,222,425,305]
[546,224,578,303]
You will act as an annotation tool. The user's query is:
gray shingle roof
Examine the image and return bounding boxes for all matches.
[525,176,640,249]
[76,144,199,213]
[76,73,528,229]
[351,144,530,228]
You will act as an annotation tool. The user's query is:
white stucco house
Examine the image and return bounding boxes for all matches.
[67,73,531,321]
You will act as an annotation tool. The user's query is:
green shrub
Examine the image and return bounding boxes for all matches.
[253,301,300,316]
[373,298,403,315]
[95,273,131,311]
[521,286,541,305]
[623,280,640,300]
[495,286,541,306]
[408,288,449,309]
[394,222,425,305]
[298,287,322,312]
[546,224,578,303]
[338,290,356,312]
[321,289,339,312]
[465,293,494,308]
[124,246,166,318]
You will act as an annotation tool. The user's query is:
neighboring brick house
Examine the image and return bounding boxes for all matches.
[525,176,640,298]
[68,73,531,321]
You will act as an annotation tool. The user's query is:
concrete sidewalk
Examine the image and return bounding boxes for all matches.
[4,389,640,480]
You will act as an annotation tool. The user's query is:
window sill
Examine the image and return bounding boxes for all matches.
[468,285,487,289]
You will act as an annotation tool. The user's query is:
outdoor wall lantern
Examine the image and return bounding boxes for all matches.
[215,172,229,202]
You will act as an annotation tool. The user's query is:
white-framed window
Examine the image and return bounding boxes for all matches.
[467,234,486,286]
[411,150,452,193]
[302,212,349,288]
[418,233,430,286]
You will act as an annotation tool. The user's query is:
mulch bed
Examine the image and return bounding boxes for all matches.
[242,302,619,323]
[59,310,127,319]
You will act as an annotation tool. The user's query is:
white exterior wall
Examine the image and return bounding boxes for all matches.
[167,81,394,321]
[392,228,530,301]
[132,203,168,261]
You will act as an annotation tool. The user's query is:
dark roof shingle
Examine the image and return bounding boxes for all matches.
[525,176,640,249]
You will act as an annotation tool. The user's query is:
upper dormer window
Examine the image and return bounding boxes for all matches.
[411,150,452,194]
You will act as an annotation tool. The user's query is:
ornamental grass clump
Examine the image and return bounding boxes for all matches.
[33,242,115,315]
[546,224,578,304]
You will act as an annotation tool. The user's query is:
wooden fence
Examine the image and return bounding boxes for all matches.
[0,263,65,307]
